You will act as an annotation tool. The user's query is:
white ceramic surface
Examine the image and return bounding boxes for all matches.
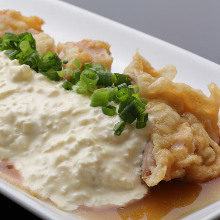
[0,0,220,219]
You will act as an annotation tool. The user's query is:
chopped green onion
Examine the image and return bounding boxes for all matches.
[19,32,36,50]
[109,87,118,102]
[22,52,39,71]
[128,85,139,94]
[118,97,134,114]
[73,80,88,94]
[72,70,81,84]
[96,70,113,87]
[119,99,145,124]
[38,51,62,73]
[1,32,19,50]
[84,63,91,69]
[57,70,65,77]
[92,63,105,71]
[117,83,128,90]
[62,80,74,90]
[113,73,131,86]
[19,40,33,56]
[41,72,61,81]
[102,105,116,116]
[80,69,99,92]
[90,88,110,107]
[140,98,148,105]
[113,121,126,136]
[136,113,148,129]
[63,59,68,64]
[4,49,19,60]
[116,88,132,102]
[72,58,82,70]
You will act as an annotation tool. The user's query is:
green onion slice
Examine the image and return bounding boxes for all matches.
[41,72,61,81]
[117,83,128,90]
[84,63,91,69]
[19,40,33,56]
[72,70,81,84]
[19,32,36,50]
[22,52,39,71]
[80,69,99,92]
[4,49,19,60]
[128,85,139,94]
[119,99,145,124]
[62,80,74,90]
[96,71,113,87]
[116,88,132,102]
[113,73,131,86]
[38,51,62,73]
[72,58,82,70]
[1,32,19,50]
[109,87,118,102]
[73,80,88,94]
[92,63,105,71]
[140,98,148,105]
[113,121,126,136]
[90,88,110,107]
[102,105,116,116]
[136,113,148,129]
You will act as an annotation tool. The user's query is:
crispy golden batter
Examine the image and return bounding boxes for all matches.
[124,51,220,186]
[33,32,56,53]
[57,39,113,71]
[0,10,44,37]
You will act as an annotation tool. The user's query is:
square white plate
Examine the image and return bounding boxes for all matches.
[1,0,220,219]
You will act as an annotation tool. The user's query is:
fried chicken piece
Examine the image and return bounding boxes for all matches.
[0,10,55,54]
[57,39,113,71]
[0,10,44,37]
[124,51,220,186]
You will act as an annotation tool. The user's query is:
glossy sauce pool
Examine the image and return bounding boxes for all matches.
[1,161,220,220]
[75,178,220,220]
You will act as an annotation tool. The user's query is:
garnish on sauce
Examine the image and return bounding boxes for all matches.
[0,32,149,135]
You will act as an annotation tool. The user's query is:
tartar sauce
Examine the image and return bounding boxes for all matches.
[0,51,149,210]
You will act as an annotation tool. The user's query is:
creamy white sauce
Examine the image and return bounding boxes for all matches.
[0,51,149,211]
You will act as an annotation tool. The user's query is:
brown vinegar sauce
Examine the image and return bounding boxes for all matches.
[75,178,220,220]
[1,161,220,220]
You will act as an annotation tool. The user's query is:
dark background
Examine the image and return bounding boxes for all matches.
[1,0,220,219]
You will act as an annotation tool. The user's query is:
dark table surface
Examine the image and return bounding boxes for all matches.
[1,0,220,219]
[1,194,41,219]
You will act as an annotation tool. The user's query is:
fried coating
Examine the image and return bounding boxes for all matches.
[57,39,113,71]
[124,51,220,186]
[33,32,56,53]
[0,10,44,37]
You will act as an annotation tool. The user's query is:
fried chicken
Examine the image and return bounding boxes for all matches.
[0,10,44,37]
[0,10,55,53]
[57,39,113,71]
[124,51,220,186]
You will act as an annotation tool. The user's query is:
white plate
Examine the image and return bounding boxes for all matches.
[1,0,220,219]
